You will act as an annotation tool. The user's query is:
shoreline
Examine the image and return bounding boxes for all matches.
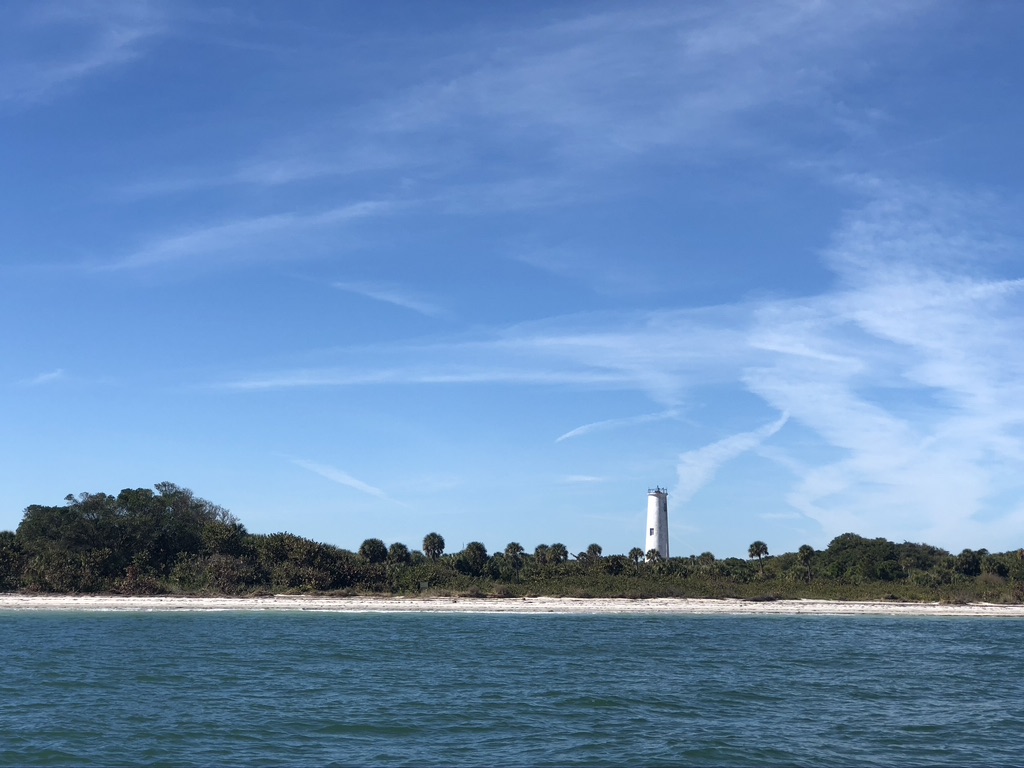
[2,593,1024,617]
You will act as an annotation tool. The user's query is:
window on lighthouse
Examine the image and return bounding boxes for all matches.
[649,528,654,535]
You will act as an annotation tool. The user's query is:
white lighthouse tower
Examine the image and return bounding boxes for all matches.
[645,487,669,559]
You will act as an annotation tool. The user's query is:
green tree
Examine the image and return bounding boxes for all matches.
[387,542,411,565]
[579,543,603,568]
[534,544,551,565]
[458,541,489,576]
[697,552,716,574]
[645,548,665,576]
[797,544,814,583]
[603,555,626,576]
[359,538,388,564]
[548,543,569,564]
[14,484,232,591]
[748,540,769,576]
[628,547,644,573]
[822,533,900,582]
[504,542,525,579]
[423,532,445,560]
[201,517,248,558]
[0,530,24,590]
[956,548,982,578]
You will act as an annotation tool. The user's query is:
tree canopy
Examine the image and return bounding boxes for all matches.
[2,483,1023,603]
[422,532,445,561]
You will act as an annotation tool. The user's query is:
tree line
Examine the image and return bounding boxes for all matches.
[1,483,1023,603]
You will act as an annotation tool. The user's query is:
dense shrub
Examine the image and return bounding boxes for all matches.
[3,484,1022,603]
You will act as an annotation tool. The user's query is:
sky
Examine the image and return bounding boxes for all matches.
[3,1,1024,559]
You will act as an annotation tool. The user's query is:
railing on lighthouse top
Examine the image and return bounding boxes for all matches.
[648,486,668,495]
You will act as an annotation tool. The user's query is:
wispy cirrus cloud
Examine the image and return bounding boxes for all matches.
[556,410,680,443]
[292,459,391,501]
[741,181,1024,544]
[119,1,929,211]
[225,366,629,392]
[333,281,445,317]
[675,413,789,503]
[115,141,411,200]
[217,307,749,399]
[0,1,165,105]
[220,180,1024,549]
[561,475,606,484]
[101,200,392,270]
[395,1,915,162]
[19,368,66,386]
[364,0,929,182]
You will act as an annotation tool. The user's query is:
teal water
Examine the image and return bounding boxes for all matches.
[1,612,1022,766]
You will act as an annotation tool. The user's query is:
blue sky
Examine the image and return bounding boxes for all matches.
[3,1,1024,558]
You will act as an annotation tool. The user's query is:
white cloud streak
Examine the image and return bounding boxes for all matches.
[19,368,66,386]
[102,201,392,270]
[292,459,390,501]
[742,181,1024,545]
[333,282,445,317]
[556,410,679,443]
[1,1,164,105]
[675,414,790,503]
[225,367,628,391]
[221,180,1024,549]
[561,475,606,484]
[121,1,929,209]
[219,309,748,398]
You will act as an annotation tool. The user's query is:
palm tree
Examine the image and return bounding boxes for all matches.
[423,532,445,560]
[505,542,525,579]
[645,548,662,564]
[387,542,411,565]
[749,540,769,576]
[797,544,814,583]
[358,538,388,564]
[533,544,550,565]
[549,543,569,564]
[628,547,644,573]
[460,541,488,576]
[574,543,603,570]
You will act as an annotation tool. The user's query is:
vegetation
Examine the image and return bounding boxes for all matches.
[748,540,769,576]
[2,483,1024,603]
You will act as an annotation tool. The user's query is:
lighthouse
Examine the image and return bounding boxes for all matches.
[645,487,669,559]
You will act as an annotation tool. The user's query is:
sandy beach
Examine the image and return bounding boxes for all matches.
[2,593,1023,617]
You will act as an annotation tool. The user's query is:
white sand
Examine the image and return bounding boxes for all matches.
[1,593,1023,617]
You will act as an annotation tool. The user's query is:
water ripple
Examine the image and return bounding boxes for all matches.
[1,612,1023,766]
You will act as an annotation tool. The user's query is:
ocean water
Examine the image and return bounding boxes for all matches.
[1,611,1022,766]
